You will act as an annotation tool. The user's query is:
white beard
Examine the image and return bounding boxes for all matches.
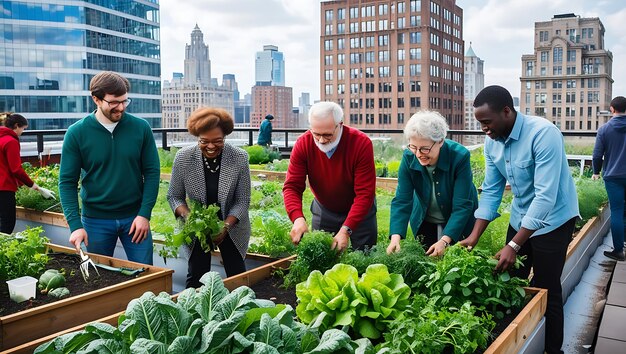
[314,127,343,153]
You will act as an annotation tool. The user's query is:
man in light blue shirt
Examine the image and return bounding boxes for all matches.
[460,85,579,354]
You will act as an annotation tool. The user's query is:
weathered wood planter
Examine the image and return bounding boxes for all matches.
[0,243,173,352]
[15,207,67,228]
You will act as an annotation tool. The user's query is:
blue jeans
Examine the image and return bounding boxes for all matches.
[605,178,626,253]
[82,215,153,265]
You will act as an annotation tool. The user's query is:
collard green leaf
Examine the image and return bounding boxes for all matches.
[128,338,166,354]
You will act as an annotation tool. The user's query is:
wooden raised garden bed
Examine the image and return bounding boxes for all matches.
[15,207,67,228]
[0,244,173,352]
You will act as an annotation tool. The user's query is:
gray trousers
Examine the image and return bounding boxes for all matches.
[310,199,377,251]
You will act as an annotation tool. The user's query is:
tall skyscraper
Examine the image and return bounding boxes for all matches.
[0,0,162,129]
[320,0,464,130]
[520,13,613,131]
[464,43,484,144]
[184,24,211,87]
[298,92,312,127]
[222,74,240,101]
[255,45,285,86]
[161,26,233,129]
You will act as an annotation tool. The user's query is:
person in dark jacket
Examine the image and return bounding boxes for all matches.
[387,110,478,256]
[592,96,626,261]
[0,113,55,233]
[257,114,274,146]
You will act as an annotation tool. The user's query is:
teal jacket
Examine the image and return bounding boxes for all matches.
[257,119,272,146]
[59,112,160,232]
[389,139,478,242]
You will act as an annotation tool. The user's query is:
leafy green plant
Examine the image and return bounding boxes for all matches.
[242,145,276,164]
[380,294,494,353]
[385,160,401,178]
[340,239,435,292]
[374,160,387,177]
[422,245,528,319]
[158,147,179,173]
[0,227,49,281]
[266,159,290,171]
[284,231,339,288]
[475,212,511,256]
[35,272,375,354]
[372,139,404,162]
[158,201,223,259]
[470,147,486,189]
[296,263,411,340]
[250,181,284,209]
[575,176,608,227]
[248,210,295,258]
[16,164,61,212]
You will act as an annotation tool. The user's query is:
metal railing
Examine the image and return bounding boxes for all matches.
[21,127,598,158]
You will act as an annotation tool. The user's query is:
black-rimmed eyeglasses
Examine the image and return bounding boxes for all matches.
[102,98,132,108]
[408,141,437,154]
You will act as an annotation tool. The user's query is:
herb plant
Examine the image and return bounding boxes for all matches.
[248,210,295,258]
[381,294,494,353]
[422,244,528,319]
[0,227,49,281]
[158,200,223,259]
[284,230,339,288]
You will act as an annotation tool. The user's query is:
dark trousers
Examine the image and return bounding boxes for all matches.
[310,199,377,251]
[0,191,16,234]
[186,234,246,289]
[506,217,576,354]
[416,220,442,249]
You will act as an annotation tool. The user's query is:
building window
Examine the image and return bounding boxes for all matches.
[398,1,406,13]
[337,23,345,34]
[397,33,405,44]
[410,64,421,75]
[337,38,345,50]
[539,30,549,42]
[553,80,562,89]
[338,8,345,20]
[398,65,404,76]
[410,15,421,26]
[567,50,576,62]
[337,69,345,80]
[397,17,405,29]
[324,55,333,65]
[410,80,421,91]
[325,24,333,35]
[398,80,405,92]
[379,4,388,15]
[378,35,389,46]
[324,70,333,81]
[349,7,359,19]
[398,113,405,124]
[378,50,389,62]
[553,66,562,75]
[553,46,563,63]
[526,61,534,76]
[410,32,421,44]
[337,54,345,65]
[410,96,421,107]
[325,10,333,22]
[540,51,548,62]
[379,66,390,77]
[410,0,421,12]
[398,97,405,108]
[410,48,421,60]
[324,39,333,51]
[397,49,405,60]
[325,84,333,95]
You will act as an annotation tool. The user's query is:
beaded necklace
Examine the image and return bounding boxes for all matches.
[203,155,220,173]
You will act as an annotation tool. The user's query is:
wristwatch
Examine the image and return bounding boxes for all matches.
[342,225,353,235]
[508,240,521,253]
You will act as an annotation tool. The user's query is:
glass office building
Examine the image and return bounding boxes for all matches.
[0,0,162,129]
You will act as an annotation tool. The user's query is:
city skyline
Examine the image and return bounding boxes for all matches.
[160,0,626,105]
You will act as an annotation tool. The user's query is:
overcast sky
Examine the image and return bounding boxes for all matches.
[160,0,626,102]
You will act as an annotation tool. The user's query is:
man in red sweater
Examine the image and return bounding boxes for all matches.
[283,101,377,251]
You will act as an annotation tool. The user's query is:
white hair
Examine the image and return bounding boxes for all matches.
[404,111,449,142]
[308,101,343,125]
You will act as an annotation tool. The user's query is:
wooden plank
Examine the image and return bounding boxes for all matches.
[566,206,606,261]
[2,313,120,354]
[15,207,68,228]
[484,287,548,354]
[0,244,173,351]
[223,255,294,291]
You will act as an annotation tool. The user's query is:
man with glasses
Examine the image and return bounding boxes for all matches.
[283,101,377,252]
[59,71,160,265]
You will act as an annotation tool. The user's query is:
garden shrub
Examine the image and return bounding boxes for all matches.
[386,160,401,178]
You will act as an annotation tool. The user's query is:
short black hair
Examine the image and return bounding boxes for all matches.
[473,85,516,113]
[2,112,27,128]
[610,96,626,114]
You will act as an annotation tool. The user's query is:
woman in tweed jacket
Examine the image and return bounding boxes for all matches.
[167,107,251,288]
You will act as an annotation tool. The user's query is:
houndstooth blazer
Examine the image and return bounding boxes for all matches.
[167,143,251,259]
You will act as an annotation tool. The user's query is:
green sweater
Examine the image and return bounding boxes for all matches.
[389,139,478,242]
[59,112,160,232]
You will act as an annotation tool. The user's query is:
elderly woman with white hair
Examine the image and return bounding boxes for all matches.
[387,111,478,256]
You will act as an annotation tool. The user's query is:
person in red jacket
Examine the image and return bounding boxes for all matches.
[0,113,55,233]
[283,101,377,251]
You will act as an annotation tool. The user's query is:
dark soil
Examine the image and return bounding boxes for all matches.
[250,273,298,309]
[0,252,137,316]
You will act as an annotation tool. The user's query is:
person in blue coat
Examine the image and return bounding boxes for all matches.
[592,96,626,261]
[257,114,274,146]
